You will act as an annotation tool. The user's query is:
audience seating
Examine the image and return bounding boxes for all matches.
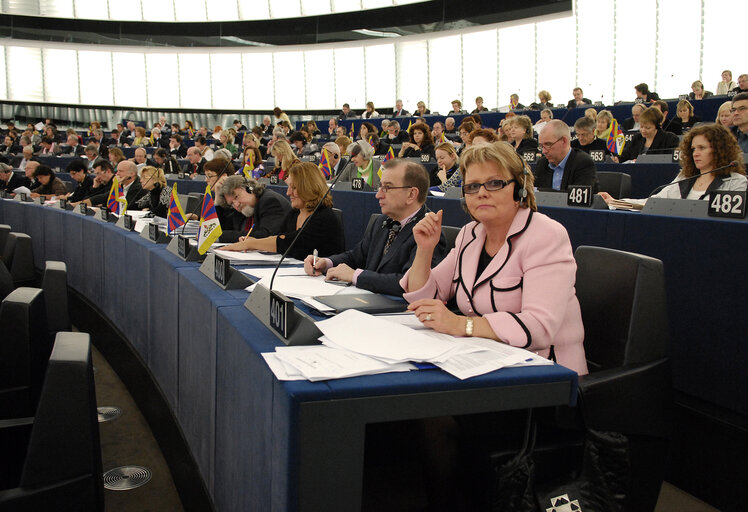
[1,233,35,286]
[0,288,52,420]
[0,262,13,302]
[41,261,71,333]
[597,171,632,199]
[0,332,104,511]
[0,224,10,257]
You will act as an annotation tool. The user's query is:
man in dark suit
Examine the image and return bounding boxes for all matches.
[115,160,145,206]
[535,120,599,192]
[214,172,292,243]
[59,134,86,156]
[393,99,410,117]
[303,159,447,296]
[65,159,95,202]
[566,87,592,109]
[186,147,206,178]
[76,159,115,206]
[169,134,187,158]
[0,162,31,193]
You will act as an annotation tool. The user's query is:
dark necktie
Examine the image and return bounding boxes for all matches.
[383,219,401,255]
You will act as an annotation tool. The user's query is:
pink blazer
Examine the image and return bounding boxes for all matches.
[401,208,588,375]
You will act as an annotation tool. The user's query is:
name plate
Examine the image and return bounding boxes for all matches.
[269,175,280,184]
[624,133,634,143]
[19,192,27,202]
[589,150,605,163]
[708,191,746,219]
[177,234,190,258]
[78,203,88,215]
[420,154,431,163]
[99,208,109,221]
[148,223,160,242]
[59,198,68,209]
[678,94,688,100]
[672,149,682,163]
[123,214,134,231]
[634,98,644,104]
[178,172,185,179]
[38,196,45,205]
[567,185,593,207]
[214,254,230,286]
[269,290,293,339]
[521,152,537,164]
[351,177,365,190]
[727,90,736,98]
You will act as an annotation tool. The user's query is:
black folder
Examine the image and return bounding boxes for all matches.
[313,293,407,314]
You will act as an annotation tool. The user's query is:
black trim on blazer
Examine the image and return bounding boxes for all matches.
[489,277,523,313]
[508,312,532,348]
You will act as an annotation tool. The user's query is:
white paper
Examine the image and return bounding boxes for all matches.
[248,275,355,299]
[316,309,463,363]
[13,186,31,195]
[261,353,307,380]
[240,266,308,280]
[212,248,301,264]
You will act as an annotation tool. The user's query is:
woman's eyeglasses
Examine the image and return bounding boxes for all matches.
[463,178,517,195]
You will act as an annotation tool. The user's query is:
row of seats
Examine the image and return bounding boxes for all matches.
[0,224,103,511]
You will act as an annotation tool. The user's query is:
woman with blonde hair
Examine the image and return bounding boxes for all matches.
[108,147,126,166]
[221,162,345,259]
[594,110,616,140]
[716,70,736,96]
[434,142,461,190]
[716,101,733,127]
[269,139,300,181]
[134,166,171,218]
[670,99,701,135]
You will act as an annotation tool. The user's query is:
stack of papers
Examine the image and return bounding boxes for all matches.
[262,309,552,382]
[213,249,302,266]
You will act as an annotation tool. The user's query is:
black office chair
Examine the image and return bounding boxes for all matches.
[490,246,671,511]
[2,233,35,286]
[597,171,632,199]
[543,247,670,510]
[0,261,13,302]
[0,224,10,258]
[0,332,104,511]
[41,261,71,333]
[0,288,52,420]
[332,208,346,251]
[441,225,461,252]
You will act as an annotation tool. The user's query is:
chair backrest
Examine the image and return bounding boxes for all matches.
[42,261,71,333]
[0,224,10,258]
[331,208,346,251]
[574,246,669,372]
[442,225,461,252]
[597,172,632,200]
[4,332,104,510]
[0,260,13,302]
[3,232,35,285]
[0,287,52,418]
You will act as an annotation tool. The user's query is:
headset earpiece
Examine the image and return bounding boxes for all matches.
[513,159,530,203]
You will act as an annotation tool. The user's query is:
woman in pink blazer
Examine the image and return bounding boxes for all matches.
[401,142,588,375]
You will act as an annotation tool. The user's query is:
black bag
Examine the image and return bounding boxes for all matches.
[490,411,538,512]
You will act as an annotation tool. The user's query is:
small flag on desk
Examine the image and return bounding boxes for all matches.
[607,118,625,155]
[440,132,446,143]
[197,184,222,255]
[167,183,187,234]
[318,148,332,179]
[106,176,127,215]
[407,120,412,133]
[368,136,376,148]
[243,150,255,179]
[350,122,355,139]
[380,146,395,178]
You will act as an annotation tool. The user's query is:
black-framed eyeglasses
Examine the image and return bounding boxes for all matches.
[730,106,748,113]
[463,178,517,195]
[539,137,563,151]
[377,184,413,193]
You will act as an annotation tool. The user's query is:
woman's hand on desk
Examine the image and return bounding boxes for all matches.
[408,298,462,336]
[413,209,443,251]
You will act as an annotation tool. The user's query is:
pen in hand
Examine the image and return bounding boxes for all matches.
[312,249,318,275]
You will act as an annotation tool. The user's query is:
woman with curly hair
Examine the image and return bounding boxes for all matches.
[600,123,746,205]
[398,122,435,160]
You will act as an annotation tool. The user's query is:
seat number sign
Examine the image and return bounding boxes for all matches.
[567,185,593,207]
[269,290,293,338]
[708,191,746,219]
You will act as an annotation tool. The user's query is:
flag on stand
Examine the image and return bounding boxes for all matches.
[606,118,626,155]
[440,132,447,143]
[379,147,395,178]
[350,122,355,139]
[197,184,222,255]
[106,176,127,215]
[368,136,376,148]
[318,148,332,179]
[167,182,187,234]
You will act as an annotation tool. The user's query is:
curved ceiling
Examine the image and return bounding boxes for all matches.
[0,0,571,46]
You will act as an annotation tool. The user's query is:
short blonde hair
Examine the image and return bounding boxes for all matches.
[460,142,536,212]
[140,166,166,187]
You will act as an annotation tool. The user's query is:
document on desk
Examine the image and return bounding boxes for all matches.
[316,309,469,363]
[246,275,372,299]
[268,345,415,381]
[432,338,551,380]
[212,248,302,265]
[240,266,308,281]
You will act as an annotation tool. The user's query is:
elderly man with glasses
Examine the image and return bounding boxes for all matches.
[534,120,599,192]
[303,159,446,296]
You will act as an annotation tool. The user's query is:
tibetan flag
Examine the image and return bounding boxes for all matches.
[350,122,355,139]
[368,136,376,149]
[243,150,255,179]
[379,146,395,178]
[407,120,412,133]
[318,148,332,179]
[197,184,222,255]
[167,183,187,234]
[607,118,625,155]
[440,132,446,143]
[106,176,127,215]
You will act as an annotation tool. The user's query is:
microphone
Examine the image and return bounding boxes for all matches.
[269,164,346,290]
[648,161,741,198]
[179,158,232,236]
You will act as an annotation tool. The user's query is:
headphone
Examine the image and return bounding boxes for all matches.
[514,160,530,203]
[382,217,402,233]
